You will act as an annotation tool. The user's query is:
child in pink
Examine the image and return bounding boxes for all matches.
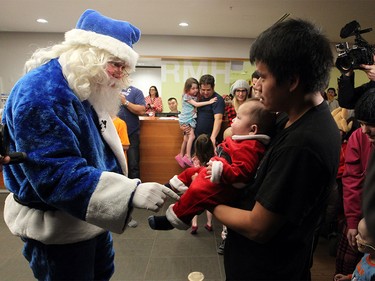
[149,99,276,230]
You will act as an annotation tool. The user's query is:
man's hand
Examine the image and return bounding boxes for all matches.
[346,228,358,248]
[132,182,180,212]
[360,62,375,81]
[119,94,127,105]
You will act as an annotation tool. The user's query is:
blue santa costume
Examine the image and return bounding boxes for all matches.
[1,10,174,280]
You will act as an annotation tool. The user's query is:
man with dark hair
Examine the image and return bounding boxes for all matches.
[167,97,179,114]
[213,19,341,280]
[195,74,225,146]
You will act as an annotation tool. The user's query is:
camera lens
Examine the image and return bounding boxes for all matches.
[336,55,353,73]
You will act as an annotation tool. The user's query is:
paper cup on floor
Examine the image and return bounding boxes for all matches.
[188,271,204,281]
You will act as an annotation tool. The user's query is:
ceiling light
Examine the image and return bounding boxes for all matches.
[36,18,48,24]
[179,22,189,27]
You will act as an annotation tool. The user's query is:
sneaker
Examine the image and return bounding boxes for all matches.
[128,219,138,228]
[175,154,186,168]
[182,155,193,167]
[217,239,226,255]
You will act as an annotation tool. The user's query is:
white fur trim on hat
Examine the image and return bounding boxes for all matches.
[230,79,250,96]
[65,29,139,71]
[64,10,140,71]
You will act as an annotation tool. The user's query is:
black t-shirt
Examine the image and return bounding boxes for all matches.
[224,102,341,281]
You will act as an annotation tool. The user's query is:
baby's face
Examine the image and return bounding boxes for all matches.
[231,102,256,136]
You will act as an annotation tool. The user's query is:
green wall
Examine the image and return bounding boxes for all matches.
[160,59,369,112]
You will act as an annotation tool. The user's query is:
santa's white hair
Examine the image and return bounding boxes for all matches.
[24,43,131,115]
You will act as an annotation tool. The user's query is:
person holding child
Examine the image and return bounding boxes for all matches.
[175,77,217,168]
[213,19,341,280]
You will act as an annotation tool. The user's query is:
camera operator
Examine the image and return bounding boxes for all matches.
[338,54,375,109]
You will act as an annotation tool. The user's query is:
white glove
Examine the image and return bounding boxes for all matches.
[132,182,180,212]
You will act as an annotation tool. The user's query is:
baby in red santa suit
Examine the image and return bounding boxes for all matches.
[149,98,276,230]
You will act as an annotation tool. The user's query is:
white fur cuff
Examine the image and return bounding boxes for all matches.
[169,175,188,194]
[210,161,223,183]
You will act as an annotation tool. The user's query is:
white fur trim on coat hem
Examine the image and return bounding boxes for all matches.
[4,193,105,245]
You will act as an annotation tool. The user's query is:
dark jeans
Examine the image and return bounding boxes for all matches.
[23,231,114,281]
[127,133,141,179]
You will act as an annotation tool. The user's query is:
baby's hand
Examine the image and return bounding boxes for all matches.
[209,97,218,104]
[191,172,199,181]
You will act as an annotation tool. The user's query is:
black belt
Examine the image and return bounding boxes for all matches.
[13,194,57,212]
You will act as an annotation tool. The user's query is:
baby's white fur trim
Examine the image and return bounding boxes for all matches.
[169,175,188,194]
[210,161,223,183]
[232,134,270,145]
[165,204,190,230]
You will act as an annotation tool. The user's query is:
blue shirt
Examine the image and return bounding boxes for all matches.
[118,86,146,136]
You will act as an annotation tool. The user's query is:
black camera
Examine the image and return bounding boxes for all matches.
[335,20,374,73]
[0,124,27,164]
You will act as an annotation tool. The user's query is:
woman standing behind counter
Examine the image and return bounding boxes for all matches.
[145,86,163,116]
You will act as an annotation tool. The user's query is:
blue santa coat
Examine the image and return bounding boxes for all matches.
[2,59,139,244]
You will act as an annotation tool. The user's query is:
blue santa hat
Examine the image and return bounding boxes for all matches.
[64,9,141,71]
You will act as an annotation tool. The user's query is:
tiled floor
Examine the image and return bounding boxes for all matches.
[0,192,336,280]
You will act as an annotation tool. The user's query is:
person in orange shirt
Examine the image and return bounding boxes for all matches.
[112,116,130,155]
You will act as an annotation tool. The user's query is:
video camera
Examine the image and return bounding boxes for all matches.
[335,20,374,73]
[0,124,27,164]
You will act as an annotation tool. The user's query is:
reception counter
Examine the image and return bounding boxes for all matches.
[139,116,184,183]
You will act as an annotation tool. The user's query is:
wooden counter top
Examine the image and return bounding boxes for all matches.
[139,117,184,183]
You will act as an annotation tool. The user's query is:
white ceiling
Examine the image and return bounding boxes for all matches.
[0,0,374,44]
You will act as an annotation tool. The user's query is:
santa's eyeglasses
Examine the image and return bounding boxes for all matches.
[107,61,129,77]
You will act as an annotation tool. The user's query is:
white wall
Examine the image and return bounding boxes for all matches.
[0,32,253,93]
[131,67,161,98]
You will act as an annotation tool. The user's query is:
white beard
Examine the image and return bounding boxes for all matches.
[87,77,125,116]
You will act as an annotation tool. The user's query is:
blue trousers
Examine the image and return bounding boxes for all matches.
[22,231,115,281]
